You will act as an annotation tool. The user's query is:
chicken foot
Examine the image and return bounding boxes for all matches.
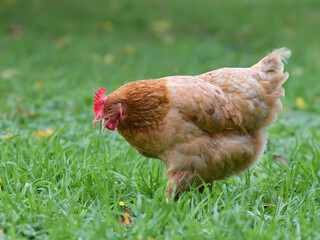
[166,171,211,199]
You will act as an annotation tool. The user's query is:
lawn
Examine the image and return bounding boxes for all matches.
[0,0,320,239]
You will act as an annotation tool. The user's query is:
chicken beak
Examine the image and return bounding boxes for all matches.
[101,118,108,134]
[93,118,100,128]
[93,118,109,134]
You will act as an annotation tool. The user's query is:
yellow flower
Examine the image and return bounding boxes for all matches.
[0,178,2,191]
[35,129,54,138]
[296,97,306,110]
[36,130,46,138]
[119,201,125,206]
[45,129,54,137]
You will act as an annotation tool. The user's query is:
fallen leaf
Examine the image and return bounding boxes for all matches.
[120,209,132,227]
[0,178,2,191]
[273,155,288,166]
[295,97,307,110]
[262,202,277,207]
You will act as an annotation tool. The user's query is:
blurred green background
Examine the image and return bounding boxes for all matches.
[1,0,320,115]
[1,0,320,239]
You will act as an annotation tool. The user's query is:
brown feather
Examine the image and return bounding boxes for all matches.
[97,48,291,198]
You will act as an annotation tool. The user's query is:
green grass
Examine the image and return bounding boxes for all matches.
[1,0,320,239]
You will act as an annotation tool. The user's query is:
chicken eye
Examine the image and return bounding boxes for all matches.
[108,107,112,112]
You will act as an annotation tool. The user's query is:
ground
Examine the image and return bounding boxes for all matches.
[0,0,320,239]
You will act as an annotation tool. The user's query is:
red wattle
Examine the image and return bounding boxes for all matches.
[107,118,119,131]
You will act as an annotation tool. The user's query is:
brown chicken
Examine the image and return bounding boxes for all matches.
[93,48,291,198]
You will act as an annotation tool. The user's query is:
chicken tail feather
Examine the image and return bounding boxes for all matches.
[251,48,291,129]
[258,47,291,73]
[253,47,291,91]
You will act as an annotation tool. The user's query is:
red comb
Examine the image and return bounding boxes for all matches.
[93,88,106,117]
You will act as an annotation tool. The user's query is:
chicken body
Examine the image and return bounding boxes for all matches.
[94,48,291,197]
